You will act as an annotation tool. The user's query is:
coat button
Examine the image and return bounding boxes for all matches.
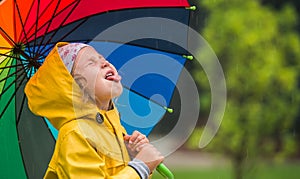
[96,112,104,124]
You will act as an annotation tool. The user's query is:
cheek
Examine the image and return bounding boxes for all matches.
[94,77,107,94]
[84,69,99,87]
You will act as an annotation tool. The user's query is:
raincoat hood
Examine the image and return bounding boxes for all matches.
[25,42,98,130]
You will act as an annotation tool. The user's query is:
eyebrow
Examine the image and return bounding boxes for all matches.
[98,54,105,60]
[78,58,93,71]
[81,53,105,68]
[86,56,97,64]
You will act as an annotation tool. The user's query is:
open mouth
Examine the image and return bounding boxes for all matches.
[104,69,121,82]
[105,70,115,81]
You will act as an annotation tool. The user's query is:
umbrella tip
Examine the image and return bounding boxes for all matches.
[183,55,194,60]
[185,6,197,11]
[164,107,173,113]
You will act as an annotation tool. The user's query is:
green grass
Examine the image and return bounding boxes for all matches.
[249,162,300,179]
[153,167,231,179]
[152,162,300,179]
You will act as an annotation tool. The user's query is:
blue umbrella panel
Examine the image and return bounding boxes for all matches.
[94,42,186,135]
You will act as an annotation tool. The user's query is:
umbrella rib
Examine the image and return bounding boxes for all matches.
[0,59,27,94]
[0,56,27,82]
[35,0,62,53]
[0,50,36,67]
[0,52,13,65]
[55,18,88,42]
[0,26,17,47]
[26,0,80,49]
[16,74,29,126]
[0,53,13,67]
[122,85,169,110]
[0,77,17,98]
[0,53,26,71]
[37,0,81,55]
[23,0,63,41]
[91,39,186,57]
[0,72,27,120]
[0,56,27,114]
[0,63,26,70]
[0,66,25,83]
[125,42,187,57]
[31,0,41,56]
[0,66,27,99]
[0,52,14,59]
[13,0,17,44]
[14,0,34,55]
[36,45,54,60]
[0,72,22,98]
[19,1,35,32]
[28,65,35,77]
[39,18,88,56]
[18,0,40,58]
[0,46,14,50]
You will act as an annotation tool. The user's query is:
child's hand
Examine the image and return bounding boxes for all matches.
[125,131,164,173]
[135,143,164,173]
[124,130,149,154]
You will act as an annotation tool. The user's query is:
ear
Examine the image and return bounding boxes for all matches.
[73,74,87,89]
[73,74,92,103]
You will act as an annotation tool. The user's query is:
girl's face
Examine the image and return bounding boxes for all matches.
[72,46,123,109]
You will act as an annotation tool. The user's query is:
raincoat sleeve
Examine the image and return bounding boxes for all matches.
[56,130,140,179]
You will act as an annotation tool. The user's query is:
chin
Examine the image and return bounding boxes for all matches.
[112,85,123,98]
[114,86,123,97]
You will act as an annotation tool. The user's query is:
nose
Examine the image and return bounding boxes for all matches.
[101,60,110,68]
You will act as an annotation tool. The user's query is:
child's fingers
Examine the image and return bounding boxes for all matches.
[123,134,131,141]
[124,130,150,152]
[129,130,139,144]
[134,134,148,145]
[132,137,149,152]
[130,130,147,144]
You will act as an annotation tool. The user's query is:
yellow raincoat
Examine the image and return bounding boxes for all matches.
[25,42,140,179]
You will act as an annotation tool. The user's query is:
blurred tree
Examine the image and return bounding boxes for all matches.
[261,0,300,13]
[189,0,300,179]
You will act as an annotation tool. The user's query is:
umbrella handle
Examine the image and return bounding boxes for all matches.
[156,163,174,179]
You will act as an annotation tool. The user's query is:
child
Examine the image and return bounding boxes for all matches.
[25,42,164,179]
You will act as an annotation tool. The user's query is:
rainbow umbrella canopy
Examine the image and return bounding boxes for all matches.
[0,0,194,178]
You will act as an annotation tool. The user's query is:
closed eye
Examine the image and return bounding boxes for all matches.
[86,58,97,67]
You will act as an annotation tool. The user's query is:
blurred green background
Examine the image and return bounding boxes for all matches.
[152,0,300,178]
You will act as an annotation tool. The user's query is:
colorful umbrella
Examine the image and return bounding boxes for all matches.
[0,0,194,178]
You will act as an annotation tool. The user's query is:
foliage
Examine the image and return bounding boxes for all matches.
[190,0,300,178]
